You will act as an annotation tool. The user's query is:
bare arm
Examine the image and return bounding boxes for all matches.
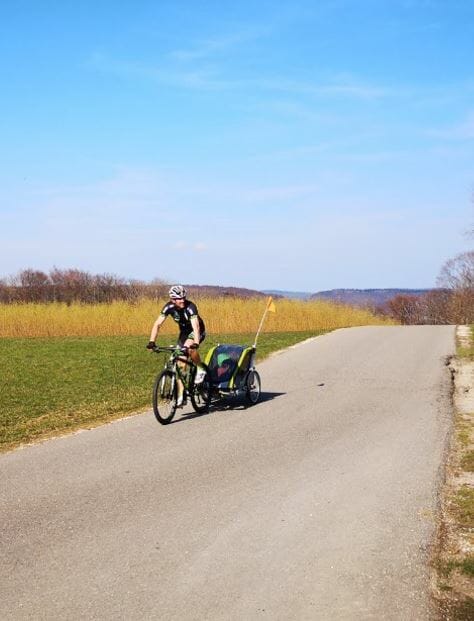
[190,315,201,343]
[149,315,167,342]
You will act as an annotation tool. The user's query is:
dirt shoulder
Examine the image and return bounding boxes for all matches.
[432,325,474,619]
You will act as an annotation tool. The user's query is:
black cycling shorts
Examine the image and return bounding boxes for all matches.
[178,330,206,346]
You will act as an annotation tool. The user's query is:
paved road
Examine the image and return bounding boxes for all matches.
[1,326,455,620]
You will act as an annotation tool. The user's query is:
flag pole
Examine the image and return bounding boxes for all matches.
[253,297,273,349]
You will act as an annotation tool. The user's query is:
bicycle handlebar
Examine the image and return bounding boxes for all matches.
[152,345,185,354]
[152,343,198,353]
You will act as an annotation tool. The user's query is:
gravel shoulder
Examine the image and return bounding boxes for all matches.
[432,325,474,619]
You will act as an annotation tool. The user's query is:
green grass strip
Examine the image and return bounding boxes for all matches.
[458,325,474,360]
[440,556,474,579]
[461,450,474,472]
[453,486,474,528]
[1,331,324,451]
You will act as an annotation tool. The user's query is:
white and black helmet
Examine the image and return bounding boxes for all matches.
[168,285,187,299]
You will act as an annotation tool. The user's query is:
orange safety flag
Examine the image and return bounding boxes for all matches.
[266,297,276,313]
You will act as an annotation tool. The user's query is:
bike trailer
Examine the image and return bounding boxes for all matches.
[204,344,256,392]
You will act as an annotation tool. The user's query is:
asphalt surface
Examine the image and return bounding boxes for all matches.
[1,325,455,620]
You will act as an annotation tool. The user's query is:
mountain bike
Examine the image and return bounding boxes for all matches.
[151,345,212,424]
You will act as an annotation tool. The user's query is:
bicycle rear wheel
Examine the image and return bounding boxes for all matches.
[153,370,177,424]
[190,365,212,414]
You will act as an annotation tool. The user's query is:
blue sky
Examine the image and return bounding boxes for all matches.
[1,0,473,291]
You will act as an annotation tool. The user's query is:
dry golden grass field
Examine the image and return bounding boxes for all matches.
[0,298,393,338]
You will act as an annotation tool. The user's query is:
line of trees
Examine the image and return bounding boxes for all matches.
[0,268,169,304]
[0,269,266,304]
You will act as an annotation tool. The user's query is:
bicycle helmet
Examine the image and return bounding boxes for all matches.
[169,284,187,299]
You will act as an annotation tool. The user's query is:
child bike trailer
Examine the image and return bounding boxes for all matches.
[204,344,261,404]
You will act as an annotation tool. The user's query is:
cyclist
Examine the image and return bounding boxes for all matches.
[147,285,207,406]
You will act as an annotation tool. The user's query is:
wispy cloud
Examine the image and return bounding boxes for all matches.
[90,52,397,101]
[239,184,320,203]
[172,241,207,252]
[89,53,227,90]
[428,111,474,141]
[401,0,442,8]
[258,75,396,100]
[168,29,266,62]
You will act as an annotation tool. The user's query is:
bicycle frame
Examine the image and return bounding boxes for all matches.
[154,346,196,396]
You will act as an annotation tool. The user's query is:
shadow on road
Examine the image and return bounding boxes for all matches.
[256,391,286,404]
[170,391,286,424]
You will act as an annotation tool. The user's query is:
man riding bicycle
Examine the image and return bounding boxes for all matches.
[147,285,207,406]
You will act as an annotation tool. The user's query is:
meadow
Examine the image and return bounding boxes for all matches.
[0,297,392,337]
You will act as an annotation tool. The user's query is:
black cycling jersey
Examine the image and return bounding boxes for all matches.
[160,300,206,341]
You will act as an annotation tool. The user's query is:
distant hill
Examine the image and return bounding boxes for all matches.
[175,285,437,306]
[184,284,266,298]
[310,288,433,307]
[261,289,313,300]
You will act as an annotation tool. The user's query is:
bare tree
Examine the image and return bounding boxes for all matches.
[437,251,474,324]
[17,269,51,302]
[18,269,50,288]
[386,294,423,325]
[437,251,474,291]
[422,289,452,324]
[463,189,474,240]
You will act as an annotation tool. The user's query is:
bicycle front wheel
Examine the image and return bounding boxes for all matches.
[190,366,212,414]
[153,370,177,424]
